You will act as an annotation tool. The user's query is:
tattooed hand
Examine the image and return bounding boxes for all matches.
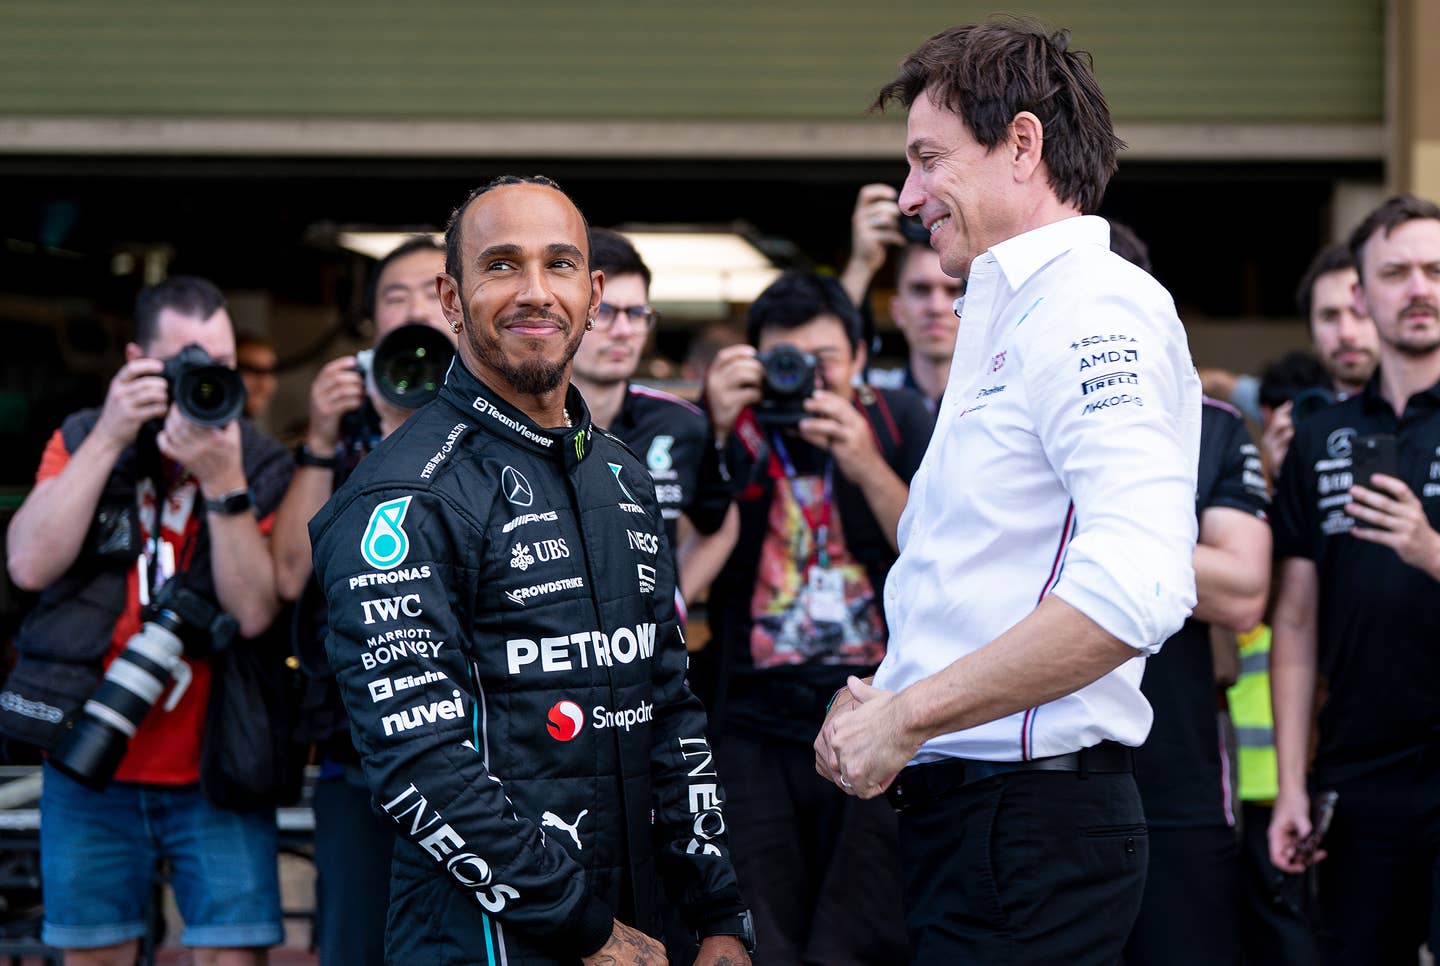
[581,920,667,966]
[695,934,751,965]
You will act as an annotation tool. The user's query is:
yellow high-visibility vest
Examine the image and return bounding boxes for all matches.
[1227,624,1278,803]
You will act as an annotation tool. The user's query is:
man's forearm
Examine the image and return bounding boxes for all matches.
[896,594,1139,743]
[272,467,336,601]
[1269,624,1317,796]
[208,512,281,638]
[7,432,126,590]
[1191,543,1268,631]
[853,464,908,554]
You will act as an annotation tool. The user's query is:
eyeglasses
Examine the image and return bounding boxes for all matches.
[594,302,657,331]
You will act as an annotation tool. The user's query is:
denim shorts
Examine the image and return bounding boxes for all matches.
[40,763,283,950]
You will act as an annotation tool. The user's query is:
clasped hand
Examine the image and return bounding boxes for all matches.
[813,676,919,799]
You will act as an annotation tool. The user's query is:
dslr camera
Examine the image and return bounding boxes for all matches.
[49,582,236,789]
[754,344,818,427]
[356,323,454,410]
[162,344,247,426]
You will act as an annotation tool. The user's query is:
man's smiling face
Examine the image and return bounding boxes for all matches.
[898,87,1020,281]
[443,183,602,396]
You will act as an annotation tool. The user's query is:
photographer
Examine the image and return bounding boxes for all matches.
[1269,195,1440,964]
[5,276,291,965]
[701,272,931,965]
[840,183,962,411]
[267,235,454,966]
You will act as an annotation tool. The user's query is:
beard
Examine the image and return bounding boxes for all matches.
[463,303,585,395]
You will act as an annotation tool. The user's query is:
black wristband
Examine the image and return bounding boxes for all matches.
[204,488,253,517]
[295,442,339,470]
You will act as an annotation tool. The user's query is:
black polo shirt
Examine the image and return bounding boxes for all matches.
[606,382,731,549]
[1137,399,1269,827]
[1272,374,1440,783]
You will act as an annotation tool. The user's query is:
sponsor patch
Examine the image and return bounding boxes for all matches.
[637,563,657,594]
[500,466,535,507]
[349,565,431,591]
[360,593,423,625]
[502,510,558,534]
[547,700,584,741]
[361,496,413,570]
[506,576,584,606]
[420,423,468,480]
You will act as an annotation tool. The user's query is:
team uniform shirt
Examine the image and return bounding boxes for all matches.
[1136,399,1268,828]
[310,360,745,964]
[34,425,286,785]
[1271,374,1440,783]
[607,382,731,549]
[874,215,1201,763]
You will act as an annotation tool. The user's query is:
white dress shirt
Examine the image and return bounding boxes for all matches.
[873,216,1200,763]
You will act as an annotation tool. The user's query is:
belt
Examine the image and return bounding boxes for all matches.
[884,740,1135,812]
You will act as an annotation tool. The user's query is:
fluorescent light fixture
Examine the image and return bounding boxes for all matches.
[334,227,781,305]
[337,231,441,261]
[619,231,781,304]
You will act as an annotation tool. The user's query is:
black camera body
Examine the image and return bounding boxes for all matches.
[48,582,236,790]
[356,323,453,410]
[754,344,818,427]
[162,344,247,426]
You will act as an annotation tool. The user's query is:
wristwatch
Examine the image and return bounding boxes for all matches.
[204,487,253,517]
[295,442,340,470]
[703,910,756,956]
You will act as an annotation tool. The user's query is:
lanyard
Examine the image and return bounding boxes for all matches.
[770,432,834,569]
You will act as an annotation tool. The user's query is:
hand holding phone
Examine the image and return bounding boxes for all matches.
[1350,434,1398,490]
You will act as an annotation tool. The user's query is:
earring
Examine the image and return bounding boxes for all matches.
[448,319,461,334]
[585,317,595,331]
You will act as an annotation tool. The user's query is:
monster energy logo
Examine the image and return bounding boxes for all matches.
[574,429,587,460]
[361,496,413,570]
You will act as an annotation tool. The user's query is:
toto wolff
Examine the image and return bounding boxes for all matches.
[311,177,750,966]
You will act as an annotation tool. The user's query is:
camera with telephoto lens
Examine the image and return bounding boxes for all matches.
[355,323,454,410]
[48,583,236,790]
[161,344,247,427]
[754,344,818,427]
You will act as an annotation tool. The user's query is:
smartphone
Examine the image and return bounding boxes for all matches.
[1291,789,1338,865]
[1350,434,1398,489]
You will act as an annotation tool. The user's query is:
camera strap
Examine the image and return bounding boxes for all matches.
[137,461,198,608]
[769,432,834,569]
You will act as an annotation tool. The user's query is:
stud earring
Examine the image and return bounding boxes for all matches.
[585,317,595,331]
[448,319,461,334]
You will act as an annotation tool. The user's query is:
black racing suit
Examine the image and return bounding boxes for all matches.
[310,359,746,965]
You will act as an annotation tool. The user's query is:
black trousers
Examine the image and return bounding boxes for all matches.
[897,769,1148,965]
[313,770,395,966]
[1315,754,1440,966]
[1237,802,1317,966]
[1123,824,1241,965]
[715,730,910,966]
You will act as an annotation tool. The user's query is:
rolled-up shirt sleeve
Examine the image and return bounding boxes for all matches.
[1021,286,1201,653]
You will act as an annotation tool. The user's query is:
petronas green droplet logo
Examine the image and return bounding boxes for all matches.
[361,496,413,570]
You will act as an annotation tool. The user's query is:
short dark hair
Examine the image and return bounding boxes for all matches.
[745,272,862,350]
[444,174,591,283]
[368,235,445,319]
[1107,221,1151,274]
[134,275,227,349]
[1258,350,1330,410]
[1348,193,1440,279]
[589,228,652,290]
[894,242,939,283]
[874,17,1123,215]
[1295,243,1355,320]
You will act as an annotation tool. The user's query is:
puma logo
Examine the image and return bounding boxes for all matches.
[541,809,589,850]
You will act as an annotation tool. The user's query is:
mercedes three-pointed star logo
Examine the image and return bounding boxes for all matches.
[500,465,534,507]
